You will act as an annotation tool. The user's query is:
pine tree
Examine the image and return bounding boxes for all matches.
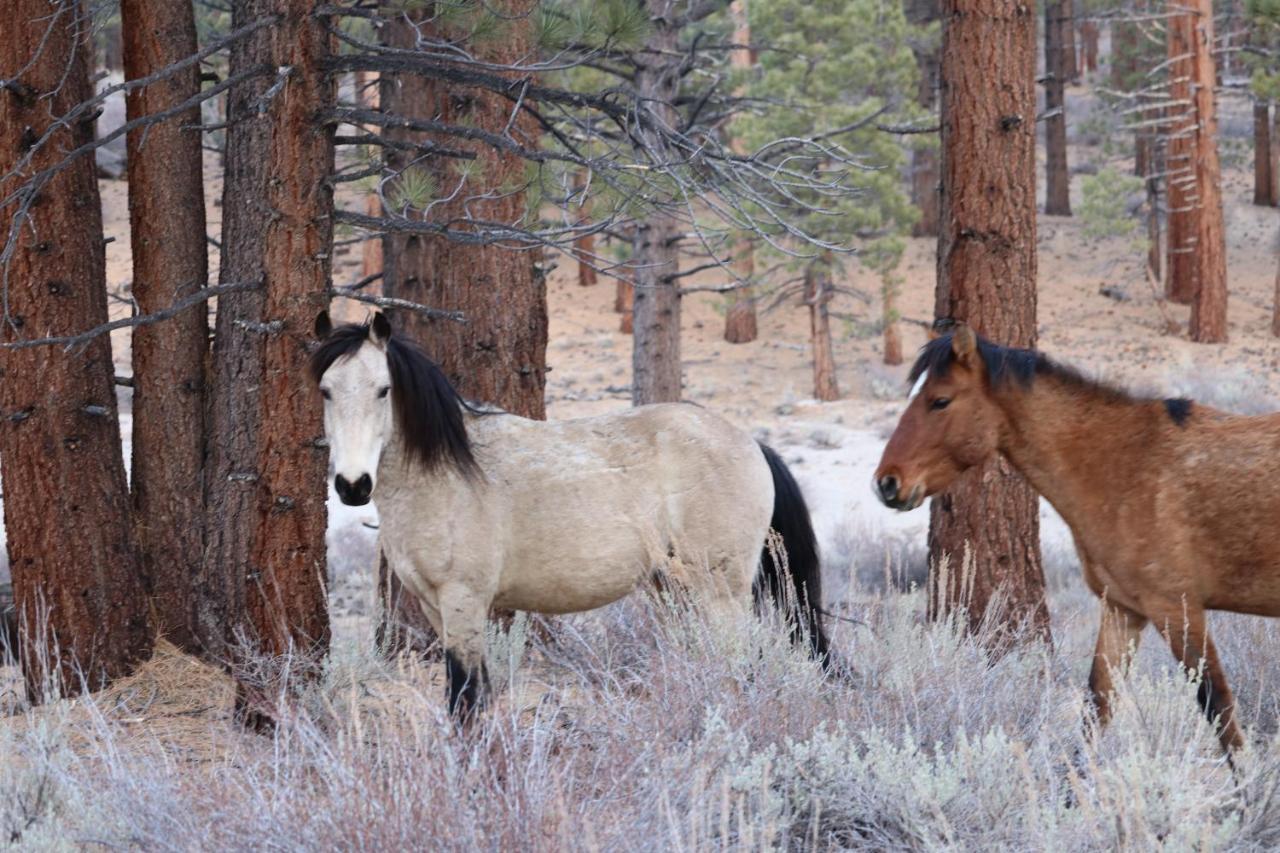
[930,0,1051,643]
[0,1,153,698]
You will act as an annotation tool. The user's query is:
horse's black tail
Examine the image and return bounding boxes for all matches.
[755,443,830,667]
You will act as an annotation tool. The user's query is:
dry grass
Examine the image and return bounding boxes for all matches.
[5,571,1280,850]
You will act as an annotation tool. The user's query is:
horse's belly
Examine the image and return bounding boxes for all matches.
[492,557,646,614]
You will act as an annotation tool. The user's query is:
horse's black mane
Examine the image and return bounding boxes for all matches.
[309,322,481,477]
[910,332,1193,426]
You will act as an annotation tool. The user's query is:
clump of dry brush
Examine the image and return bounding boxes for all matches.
[5,580,1280,849]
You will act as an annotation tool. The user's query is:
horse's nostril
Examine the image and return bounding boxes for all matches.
[353,473,372,500]
[878,475,899,502]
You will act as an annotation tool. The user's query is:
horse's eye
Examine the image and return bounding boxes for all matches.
[376,387,390,399]
[930,397,951,411]
[320,388,331,401]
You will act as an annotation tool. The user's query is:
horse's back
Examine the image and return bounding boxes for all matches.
[1157,410,1280,613]
[471,404,774,612]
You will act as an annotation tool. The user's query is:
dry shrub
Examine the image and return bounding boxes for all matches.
[3,579,1280,849]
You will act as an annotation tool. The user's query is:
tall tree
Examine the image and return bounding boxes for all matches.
[1254,100,1275,206]
[205,0,333,672]
[203,0,272,659]
[722,0,759,344]
[0,1,153,697]
[1165,4,1197,304]
[631,0,685,406]
[120,0,210,653]
[379,4,548,418]
[1187,0,1228,342]
[1044,0,1072,215]
[906,0,942,236]
[930,0,1050,642]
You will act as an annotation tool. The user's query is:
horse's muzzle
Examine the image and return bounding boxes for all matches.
[335,472,373,506]
[875,474,924,512]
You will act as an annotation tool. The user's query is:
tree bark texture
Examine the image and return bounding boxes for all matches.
[932,0,1050,643]
[1188,0,1227,343]
[907,0,942,236]
[206,0,333,665]
[1078,19,1099,73]
[630,1,684,406]
[379,4,547,418]
[806,263,840,401]
[722,0,758,343]
[1044,0,1072,215]
[204,0,272,660]
[0,2,153,697]
[121,0,210,654]
[1255,101,1275,207]
[1165,5,1196,304]
[573,170,598,287]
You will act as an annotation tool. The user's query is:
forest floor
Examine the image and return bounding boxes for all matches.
[3,84,1280,847]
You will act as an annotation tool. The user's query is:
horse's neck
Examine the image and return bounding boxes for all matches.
[995,380,1153,529]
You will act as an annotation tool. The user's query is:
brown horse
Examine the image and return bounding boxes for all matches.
[874,323,1280,752]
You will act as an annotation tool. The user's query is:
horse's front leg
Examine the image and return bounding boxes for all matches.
[438,581,492,721]
[1086,597,1148,730]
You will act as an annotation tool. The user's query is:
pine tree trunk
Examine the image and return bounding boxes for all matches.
[723,242,758,344]
[1143,134,1162,283]
[932,0,1050,644]
[617,280,635,334]
[631,2,684,406]
[1272,244,1280,336]
[1062,0,1079,81]
[204,0,272,660]
[205,0,334,675]
[0,4,153,698]
[1079,20,1099,73]
[907,0,942,236]
[1272,106,1280,203]
[1165,5,1197,304]
[573,170,598,287]
[882,279,903,366]
[1044,0,1072,215]
[806,263,840,401]
[121,0,209,654]
[380,6,547,417]
[357,71,382,281]
[1255,101,1274,206]
[1188,0,1228,343]
[722,0,758,343]
[376,6,548,650]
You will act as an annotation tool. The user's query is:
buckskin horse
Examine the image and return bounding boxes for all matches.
[874,322,1280,752]
[310,312,829,718]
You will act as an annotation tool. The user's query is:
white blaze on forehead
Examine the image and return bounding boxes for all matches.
[908,368,929,401]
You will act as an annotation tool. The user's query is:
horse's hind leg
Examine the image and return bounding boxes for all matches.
[1157,606,1244,752]
[437,581,492,721]
[1087,598,1148,731]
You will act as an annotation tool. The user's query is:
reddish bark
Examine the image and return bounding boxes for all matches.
[1188,0,1227,343]
[0,3,153,697]
[932,0,1050,642]
[806,263,840,401]
[380,4,547,418]
[121,0,209,654]
[1165,7,1197,305]
[1044,0,1072,215]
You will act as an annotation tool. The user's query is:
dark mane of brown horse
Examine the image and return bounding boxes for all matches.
[909,332,1193,426]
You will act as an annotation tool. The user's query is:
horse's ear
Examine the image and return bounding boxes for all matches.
[314,310,332,340]
[951,323,978,366]
[929,317,955,342]
[369,311,392,346]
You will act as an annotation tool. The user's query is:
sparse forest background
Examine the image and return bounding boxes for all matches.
[3,0,1280,845]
